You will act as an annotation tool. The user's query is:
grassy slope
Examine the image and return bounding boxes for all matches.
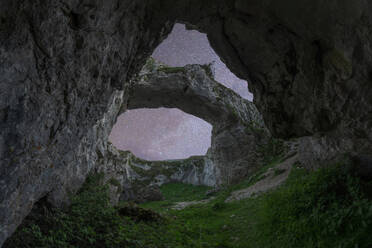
[5,159,372,248]
[139,162,372,248]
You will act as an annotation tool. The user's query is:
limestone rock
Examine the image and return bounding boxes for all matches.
[96,143,218,204]
[92,62,268,204]
[129,60,270,185]
[0,0,172,244]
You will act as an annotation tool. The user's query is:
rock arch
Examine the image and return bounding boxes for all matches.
[128,61,262,128]
[95,60,269,206]
[128,60,267,181]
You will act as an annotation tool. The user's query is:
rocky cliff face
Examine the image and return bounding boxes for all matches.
[0,0,172,244]
[173,0,372,166]
[96,143,217,205]
[1,0,372,245]
[129,60,269,185]
[95,61,268,204]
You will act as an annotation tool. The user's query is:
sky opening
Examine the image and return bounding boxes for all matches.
[109,108,212,161]
[109,23,252,161]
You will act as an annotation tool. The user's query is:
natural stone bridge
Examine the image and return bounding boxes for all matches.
[129,60,263,127]
[96,60,269,204]
[1,0,372,245]
[130,60,268,180]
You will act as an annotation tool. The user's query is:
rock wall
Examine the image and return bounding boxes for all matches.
[0,0,172,245]
[170,0,372,164]
[96,143,217,204]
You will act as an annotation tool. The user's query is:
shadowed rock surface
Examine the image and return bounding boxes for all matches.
[0,0,172,244]
[1,0,372,245]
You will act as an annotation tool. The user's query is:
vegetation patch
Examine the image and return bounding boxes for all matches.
[256,162,372,247]
[117,203,164,223]
[5,160,372,248]
[140,182,212,212]
[158,66,185,74]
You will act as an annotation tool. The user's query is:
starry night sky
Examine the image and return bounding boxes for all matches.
[109,24,253,160]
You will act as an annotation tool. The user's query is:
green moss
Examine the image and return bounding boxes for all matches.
[157,66,185,74]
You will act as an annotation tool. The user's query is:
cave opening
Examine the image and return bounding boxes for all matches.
[153,23,253,101]
[109,108,212,161]
[109,23,253,161]
[2,1,372,246]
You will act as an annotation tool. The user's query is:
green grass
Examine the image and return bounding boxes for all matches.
[5,160,372,248]
[255,163,372,248]
[140,183,211,212]
[157,66,185,74]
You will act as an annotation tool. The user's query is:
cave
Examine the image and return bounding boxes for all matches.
[1,0,372,245]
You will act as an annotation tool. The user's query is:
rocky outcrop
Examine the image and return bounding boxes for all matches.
[129,60,269,185]
[95,61,268,204]
[0,0,172,244]
[226,154,298,202]
[96,143,217,204]
[1,0,372,245]
[129,59,265,128]
[172,0,372,166]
